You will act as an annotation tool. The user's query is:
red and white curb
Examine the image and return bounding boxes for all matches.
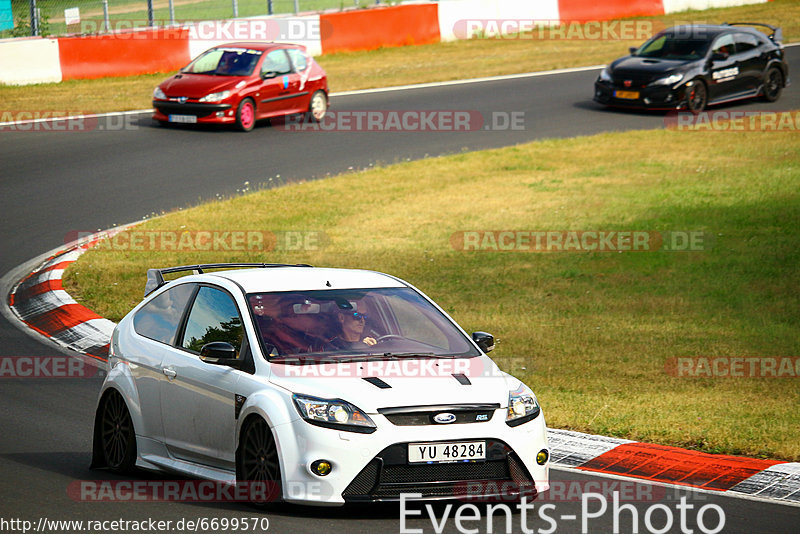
[5,236,799,507]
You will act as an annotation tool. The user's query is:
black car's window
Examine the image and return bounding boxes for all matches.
[261,50,293,77]
[184,48,261,76]
[734,33,759,53]
[181,286,244,355]
[134,284,196,345]
[712,34,735,57]
[635,34,708,61]
[287,49,308,72]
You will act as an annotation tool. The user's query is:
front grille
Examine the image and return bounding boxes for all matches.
[379,404,500,426]
[342,439,535,502]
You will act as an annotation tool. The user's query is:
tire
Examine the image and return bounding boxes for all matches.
[762,67,784,102]
[238,417,282,505]
[686,80,707,114]
[308,90,327,122]
[99,390,137,473]
[236,98,256,132]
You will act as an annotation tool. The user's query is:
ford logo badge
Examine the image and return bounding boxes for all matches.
[433,413,456,424]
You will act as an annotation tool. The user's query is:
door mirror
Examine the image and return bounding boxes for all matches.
[629,46,638,55]
[261,70,278,80]
[472,331,495,353]
[200,341,241,368]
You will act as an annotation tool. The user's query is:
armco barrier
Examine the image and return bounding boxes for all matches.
[0,37,62,85]
[558,0,665,22]
[58,27,191,80]
[319,4,439,54]
[437,0,561,42]
[663,0,768,13]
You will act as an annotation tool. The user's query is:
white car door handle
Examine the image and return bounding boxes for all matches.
[162,367,177,379]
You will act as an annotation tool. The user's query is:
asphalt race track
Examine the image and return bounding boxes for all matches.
[1,48,799,533]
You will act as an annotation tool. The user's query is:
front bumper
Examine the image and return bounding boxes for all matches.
[271,408,550,505]
[152,100,234,124]
[594,81,686,110]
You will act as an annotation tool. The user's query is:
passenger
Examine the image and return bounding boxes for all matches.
[253,297,328,355]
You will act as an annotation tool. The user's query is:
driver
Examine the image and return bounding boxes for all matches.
[328,310,377,349]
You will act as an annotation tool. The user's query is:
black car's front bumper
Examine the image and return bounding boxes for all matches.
[594,81,687,110]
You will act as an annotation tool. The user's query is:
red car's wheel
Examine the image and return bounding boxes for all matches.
[308,90,327,122]
[236,98,256,132]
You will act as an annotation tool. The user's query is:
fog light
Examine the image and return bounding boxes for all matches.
[311,460,332,476]
[536,449,549,465]
[216,111,225,118]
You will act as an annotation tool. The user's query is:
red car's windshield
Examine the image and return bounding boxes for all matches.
[247,288,480,360]
[183,48,262,76]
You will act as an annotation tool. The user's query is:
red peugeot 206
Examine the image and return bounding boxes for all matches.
[153,42,328,132]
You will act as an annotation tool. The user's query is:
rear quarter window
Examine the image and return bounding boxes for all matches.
[133,283,196,345]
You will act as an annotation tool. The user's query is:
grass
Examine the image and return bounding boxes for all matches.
[64,125,800,461]
[2,0,799,113]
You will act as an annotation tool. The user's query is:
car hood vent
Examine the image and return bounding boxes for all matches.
[452,373,471,385]
[363,377,391,389]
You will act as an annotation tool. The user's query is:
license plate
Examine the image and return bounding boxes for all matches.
[408,441,486,463]
[168,114,197,123]
[614,90,640,100]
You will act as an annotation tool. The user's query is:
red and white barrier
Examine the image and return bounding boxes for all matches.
[0,0,770,85]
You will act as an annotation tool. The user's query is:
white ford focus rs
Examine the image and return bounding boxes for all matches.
[92,263,550,505]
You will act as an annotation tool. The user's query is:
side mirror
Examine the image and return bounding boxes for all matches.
[200,341,241,368]
[629,47,637,55]
[261,70,278,80]
[472,331,495,353]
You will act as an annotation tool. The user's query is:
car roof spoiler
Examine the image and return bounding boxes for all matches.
[725,22,782,43]
[144,263,313,297]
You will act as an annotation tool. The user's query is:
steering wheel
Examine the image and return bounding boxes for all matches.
[375,335,404,344]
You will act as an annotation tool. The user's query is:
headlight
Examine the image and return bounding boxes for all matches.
[506,383,540,427]
[293,394,376,433]
[598,67,613,83]
[153,87,166,100]
[198,90,232,103]
[651,73,684,86]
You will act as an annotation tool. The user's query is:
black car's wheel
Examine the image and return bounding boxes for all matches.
[762,67,784,102]
[686,81,707,114]
[236,98,256,132]
[99,390,137,473]
[308,90,327,122]
[238,417,282,505]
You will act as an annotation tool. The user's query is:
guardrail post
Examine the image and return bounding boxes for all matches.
[267,0,273,15]
[146,0,154,27]
[169,0,175,25]
[29,0,39,36]
[233,0,238,18]
[103,0,110,32]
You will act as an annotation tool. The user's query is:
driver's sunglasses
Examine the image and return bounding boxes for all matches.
[349,312,367,321]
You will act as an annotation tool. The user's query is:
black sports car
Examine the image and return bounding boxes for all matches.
[594,23,789,112]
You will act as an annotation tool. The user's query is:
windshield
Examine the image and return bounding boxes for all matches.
[248,288,480,360]
[183,48,262,76]
[634,34,710,61]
